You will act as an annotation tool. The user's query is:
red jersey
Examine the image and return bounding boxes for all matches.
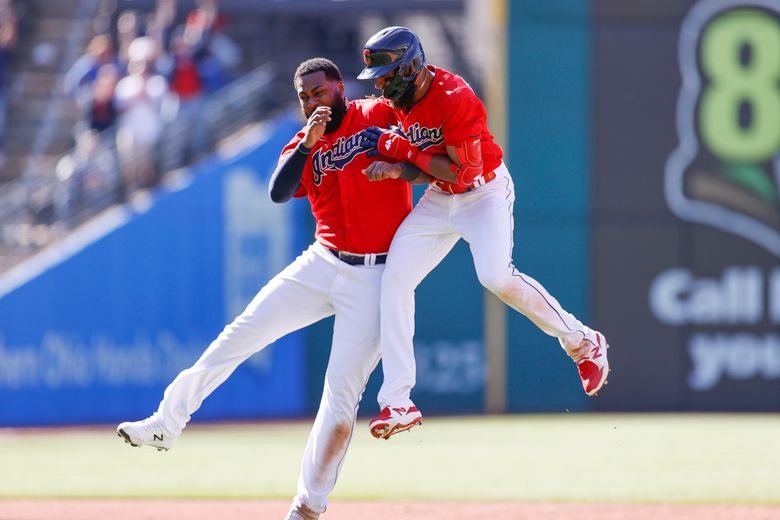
[278,98,412,254]
[395,66,503,192]
[170,56,202,100]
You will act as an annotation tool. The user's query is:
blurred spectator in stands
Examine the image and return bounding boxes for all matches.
[118,2,179,78]
[185,0,241,93]
[85,64,120,133]
[93,0,118,36]
[55,129,119,224]
[116,9,143,66]
[167,25,203,103]
[146,0,176,52]
[0,0,17,169]
[113,36,169,198]
[64,34,122,110]
[164,25,206,161]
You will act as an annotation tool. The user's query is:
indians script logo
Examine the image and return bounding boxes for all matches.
[665,0,780,256]
[403,122,444,151]
[311,132,368,186]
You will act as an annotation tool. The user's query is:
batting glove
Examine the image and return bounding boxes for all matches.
[360,126,419,162]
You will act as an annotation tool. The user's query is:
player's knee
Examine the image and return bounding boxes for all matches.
[476,269,507,294]
[477,270,525,307]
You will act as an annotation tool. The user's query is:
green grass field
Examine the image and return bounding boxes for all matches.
[1,414,778,504]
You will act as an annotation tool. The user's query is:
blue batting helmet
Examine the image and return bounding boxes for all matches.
[357,26,426,100]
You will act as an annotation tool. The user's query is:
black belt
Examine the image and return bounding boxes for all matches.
[329,248,387,266]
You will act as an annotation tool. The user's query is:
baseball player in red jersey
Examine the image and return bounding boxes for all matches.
[116,58,423,520]
[356,27,611,440]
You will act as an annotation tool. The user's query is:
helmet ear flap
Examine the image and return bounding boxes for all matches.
[405,49,424,78]
[400,53,423,80]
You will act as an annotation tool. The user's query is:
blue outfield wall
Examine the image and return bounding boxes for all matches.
[0,115,308,427]
[505,0,592,411]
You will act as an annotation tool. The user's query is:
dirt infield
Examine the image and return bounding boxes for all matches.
[2,500,779,520]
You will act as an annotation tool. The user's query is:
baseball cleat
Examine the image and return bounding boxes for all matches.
[369,405,422,440]
[284,504,320,520]
[116,415,177,451]
[563,331,610,396]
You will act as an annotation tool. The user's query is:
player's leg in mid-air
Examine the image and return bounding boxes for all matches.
[454,163,609,396]
[117,243,336,450]
[370,189,460,440]
[286,248,386,519]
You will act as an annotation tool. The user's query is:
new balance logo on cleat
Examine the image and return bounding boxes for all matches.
[580,332,610,396]
[563,331,610,397]
[116,417,177,450]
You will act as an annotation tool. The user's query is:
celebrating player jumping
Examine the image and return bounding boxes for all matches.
[116,58,426,520]
[356,27,611,440]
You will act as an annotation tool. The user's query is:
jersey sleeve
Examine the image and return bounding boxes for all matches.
[278,130,310,198]
[442,88,486,144]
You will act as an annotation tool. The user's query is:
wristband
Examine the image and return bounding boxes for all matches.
[296,142,312,155]
[399,163,422,182]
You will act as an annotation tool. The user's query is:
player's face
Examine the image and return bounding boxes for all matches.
[296,71,347,133]
[373,69,399,99]
[374,67,416,110]
[374,69,395,91]
[297,71,343,118]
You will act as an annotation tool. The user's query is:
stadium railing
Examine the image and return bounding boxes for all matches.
[0,63,277,273]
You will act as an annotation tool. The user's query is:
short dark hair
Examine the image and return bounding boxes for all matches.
[293,58,343,85]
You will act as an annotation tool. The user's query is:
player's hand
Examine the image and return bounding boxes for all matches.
[303,106,331,148]
[360,126,418,162]
[362,161,403,182]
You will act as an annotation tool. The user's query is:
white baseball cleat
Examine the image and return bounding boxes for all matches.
[562,330,610,396]
[117,415,177,451]
[369,405,422,440]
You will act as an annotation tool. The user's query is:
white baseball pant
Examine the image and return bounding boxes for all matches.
[378,162,597,408]
[152,241,383,514]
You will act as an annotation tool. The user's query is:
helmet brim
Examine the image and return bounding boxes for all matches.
[357,63,398,80]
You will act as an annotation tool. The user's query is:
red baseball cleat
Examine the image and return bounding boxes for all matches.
[564,331,610,396]
[369,405,422,439]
